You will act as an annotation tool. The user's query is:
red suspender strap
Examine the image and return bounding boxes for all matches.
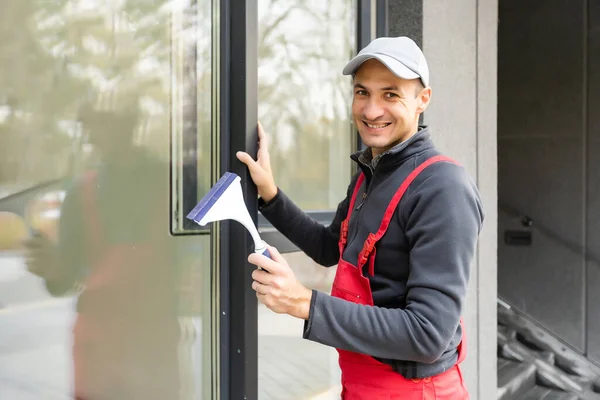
[356,155,459,271]
[339,173,365,254]
[457,317,467,363]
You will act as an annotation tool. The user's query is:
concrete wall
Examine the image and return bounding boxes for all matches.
[390,1,498,399]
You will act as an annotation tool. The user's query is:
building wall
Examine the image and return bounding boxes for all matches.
[390,1,498,399]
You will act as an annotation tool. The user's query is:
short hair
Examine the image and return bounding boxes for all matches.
[414,80,426,97]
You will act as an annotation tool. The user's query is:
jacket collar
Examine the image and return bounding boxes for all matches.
[351,126,434,175]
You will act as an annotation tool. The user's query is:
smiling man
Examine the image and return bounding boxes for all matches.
[237,36,484,399]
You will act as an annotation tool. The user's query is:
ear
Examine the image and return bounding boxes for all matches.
[416,87,432,114]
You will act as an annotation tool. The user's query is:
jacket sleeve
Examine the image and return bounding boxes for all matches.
[302,166,484,363]
[45,181,86,296]
[258,174,359,267]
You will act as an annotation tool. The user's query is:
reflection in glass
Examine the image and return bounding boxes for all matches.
[0,1,214,399]
[257,1,356,396]
[258,0,357,211]
[258,252,340,399]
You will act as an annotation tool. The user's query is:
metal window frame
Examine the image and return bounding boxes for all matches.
[356,0,372,154]
[169,0,213,236]
[376,0,389,38]
[218,1,383,399]
[219,0,259,399]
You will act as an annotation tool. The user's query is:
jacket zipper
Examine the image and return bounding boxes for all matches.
[348,169,377,248]
[356,169,376,210]
[356,192,367,210]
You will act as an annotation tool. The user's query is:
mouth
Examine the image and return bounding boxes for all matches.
[362,120,392,130]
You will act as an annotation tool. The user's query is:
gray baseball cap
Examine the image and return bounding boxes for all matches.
[342,36,430,87]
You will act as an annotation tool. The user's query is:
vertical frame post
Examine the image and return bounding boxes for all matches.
[376,0,388,37]
[355,0,373,153]
[219,0,259,399]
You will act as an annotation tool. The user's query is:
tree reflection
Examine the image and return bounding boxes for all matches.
[258,0,356,210]
[0,0,356,398]
[1,1,210,399]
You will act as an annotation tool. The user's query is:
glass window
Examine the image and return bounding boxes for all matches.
[0,1,215,399]
[258,251,341,399]
[257,0,357,211]
[257,1,356,398]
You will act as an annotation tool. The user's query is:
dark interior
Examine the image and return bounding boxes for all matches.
[497,1,600,398]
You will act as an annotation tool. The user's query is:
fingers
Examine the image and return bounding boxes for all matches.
[234,122,270,162]
[252,280,270,296]
[235,151,257,168]
[248,252,280,274]
[22,233,47,248]
[252,268,271,285]
[248,246,287,274]
[26,262,44,277]
[257,121,271,160]
[257,121,268,147]
[265,245,285,263]
[236,151,267,182]
[22,236,58,278]
[25,253,48,276]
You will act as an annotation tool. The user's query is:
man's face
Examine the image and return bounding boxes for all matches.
[351,59,431,156]
[84,113,136,155]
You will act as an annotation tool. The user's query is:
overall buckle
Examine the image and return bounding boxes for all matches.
[358,233,377,267]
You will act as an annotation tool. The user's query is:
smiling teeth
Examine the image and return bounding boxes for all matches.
[366,122,389,129]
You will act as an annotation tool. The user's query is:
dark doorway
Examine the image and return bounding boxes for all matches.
[497,0,600,362]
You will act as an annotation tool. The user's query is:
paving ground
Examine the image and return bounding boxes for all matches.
[258,304,342,400]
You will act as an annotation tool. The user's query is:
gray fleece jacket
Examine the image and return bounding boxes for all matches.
[258,127,484,379]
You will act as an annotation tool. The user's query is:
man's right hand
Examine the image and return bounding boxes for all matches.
[236,121,278,202]
[23,232,60,281]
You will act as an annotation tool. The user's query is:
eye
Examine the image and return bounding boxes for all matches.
[355,89,368,96]
[384,92,399,99]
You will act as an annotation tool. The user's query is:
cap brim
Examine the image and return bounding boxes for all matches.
[342,53,420,81]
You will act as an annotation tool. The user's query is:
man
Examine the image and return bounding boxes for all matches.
[25,103,181,399]
[237,36,484,399]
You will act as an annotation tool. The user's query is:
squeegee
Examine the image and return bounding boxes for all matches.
[186,172,271,259]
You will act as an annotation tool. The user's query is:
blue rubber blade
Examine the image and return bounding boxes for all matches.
[186,172,239,223]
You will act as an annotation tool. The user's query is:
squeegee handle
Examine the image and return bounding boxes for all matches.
[260,248,272,259]
[254,246,272,273]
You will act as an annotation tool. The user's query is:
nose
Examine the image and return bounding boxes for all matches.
[362,98,385,121]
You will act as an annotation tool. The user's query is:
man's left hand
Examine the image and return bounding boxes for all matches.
[248,246,312,320]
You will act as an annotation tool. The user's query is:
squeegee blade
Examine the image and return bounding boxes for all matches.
[186,172,239,224]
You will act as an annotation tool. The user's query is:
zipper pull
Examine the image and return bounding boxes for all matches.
[356,193,367,210]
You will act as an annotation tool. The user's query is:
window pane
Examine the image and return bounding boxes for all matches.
[257,0,357,211]
[0,1,214,399]
[258,251,340,399]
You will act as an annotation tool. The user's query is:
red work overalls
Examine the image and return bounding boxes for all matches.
[332,155,469,400]
[72,170,180,399]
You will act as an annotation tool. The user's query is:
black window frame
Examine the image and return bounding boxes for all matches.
[218,0,259,399]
